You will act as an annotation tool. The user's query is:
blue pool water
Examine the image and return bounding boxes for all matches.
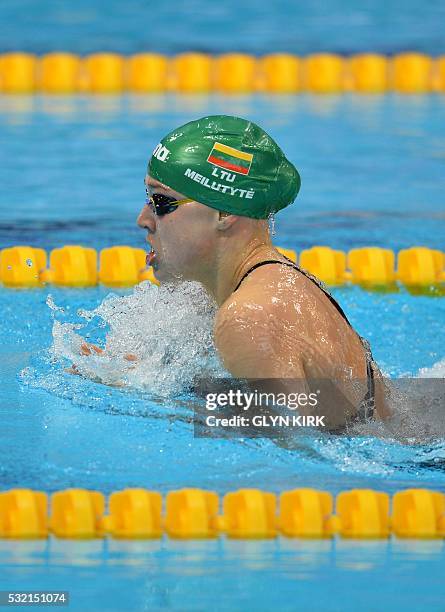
[0,93,444,610]
[2,0,445,55]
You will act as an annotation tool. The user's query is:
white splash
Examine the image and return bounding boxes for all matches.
[50,280,227,395]
[46,294,65,314]
[418,358,445,378]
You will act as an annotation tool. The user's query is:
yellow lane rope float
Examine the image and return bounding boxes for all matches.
[0,245,444,290]
[1,487,444,539]
[1,52,445,94]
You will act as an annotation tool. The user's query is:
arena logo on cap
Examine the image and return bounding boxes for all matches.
[207,142,253,176]
[152,142,171,162]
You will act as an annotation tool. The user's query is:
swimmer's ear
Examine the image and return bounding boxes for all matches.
[217,210,237,230]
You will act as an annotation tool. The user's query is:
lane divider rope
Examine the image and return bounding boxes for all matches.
[0,487,444,539]
[1,52,445,94]
[0,245,444,290]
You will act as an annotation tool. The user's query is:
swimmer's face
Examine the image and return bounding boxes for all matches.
[137,175,218,282]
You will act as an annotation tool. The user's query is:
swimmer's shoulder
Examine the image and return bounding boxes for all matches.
[217,260,329,324]
[213,288,305,378]
[213,268,306,365]
[214,283,280,338]
[232,259,359,336]
[215,259,363,361]
[215,263,299,329]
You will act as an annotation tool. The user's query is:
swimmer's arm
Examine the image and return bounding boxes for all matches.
[214,302,357,429]
[213,300,306,379]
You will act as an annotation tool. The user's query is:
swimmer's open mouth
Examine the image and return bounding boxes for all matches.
[146,247,156,266]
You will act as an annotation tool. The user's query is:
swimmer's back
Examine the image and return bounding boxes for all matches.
[215,256,366,379]
[213,255,385,428]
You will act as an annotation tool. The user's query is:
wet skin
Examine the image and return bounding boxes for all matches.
[134,176,390,429]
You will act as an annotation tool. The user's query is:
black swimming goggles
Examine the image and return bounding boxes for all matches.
[145,188,193,217]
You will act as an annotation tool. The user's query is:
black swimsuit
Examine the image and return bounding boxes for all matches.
[233,259,376,427]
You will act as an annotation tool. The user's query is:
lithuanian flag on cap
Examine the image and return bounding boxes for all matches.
[207,142,253,175]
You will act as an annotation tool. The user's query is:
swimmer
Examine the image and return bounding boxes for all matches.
[83,115,389,430]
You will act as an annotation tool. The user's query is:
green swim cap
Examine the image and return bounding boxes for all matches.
[147,115,301,219]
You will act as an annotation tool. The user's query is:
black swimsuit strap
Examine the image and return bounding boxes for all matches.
[234,259,351,324]
[233,260,286,293]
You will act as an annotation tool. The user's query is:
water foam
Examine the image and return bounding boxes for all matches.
[22,279,445,450]
[47,280,227,396]
[418,357,445,378]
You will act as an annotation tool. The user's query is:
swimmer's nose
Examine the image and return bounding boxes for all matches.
[137,204,156,234]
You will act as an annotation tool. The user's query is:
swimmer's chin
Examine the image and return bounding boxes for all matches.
[152,262,185,284]
[151,265,168,282]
